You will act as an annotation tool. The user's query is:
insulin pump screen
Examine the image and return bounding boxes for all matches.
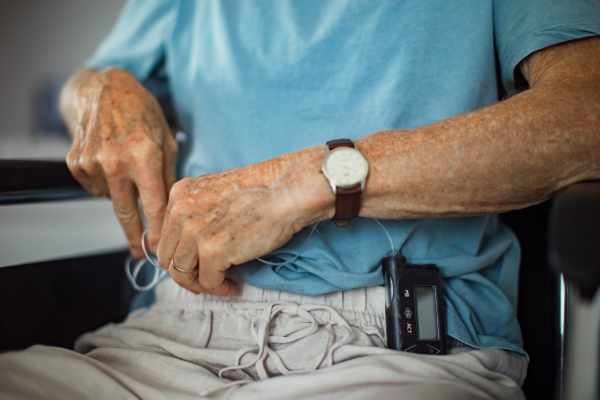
[415,286,439,341]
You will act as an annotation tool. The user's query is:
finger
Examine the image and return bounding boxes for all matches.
[160,176,188,239]
[66,127,105,197]
[67,82,112,197]
[154,132,178,251]
[76,102,116,197]
[108,177,145,258]
[159,210,238,296]
[198,268,239,297]
[67,151,102,197]
[82,152,112,198]
[168,229,202,293]
[156,175,195,267]
[163,132,178,195]
[168,260,202,295]
[197,239,239,296]
[132,150,170,253]
[156,193,187,269]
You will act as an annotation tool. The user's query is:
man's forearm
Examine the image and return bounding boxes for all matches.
[354,85,598,218]
[277,39,600,228]
[341,38,600,220]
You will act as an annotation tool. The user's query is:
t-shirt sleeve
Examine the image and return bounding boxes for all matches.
[494,0,600,92]
[86,0,176,82]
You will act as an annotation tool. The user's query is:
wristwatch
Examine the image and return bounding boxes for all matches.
[322,139,369,227]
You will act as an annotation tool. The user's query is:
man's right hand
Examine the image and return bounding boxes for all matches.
[60,68,178,258]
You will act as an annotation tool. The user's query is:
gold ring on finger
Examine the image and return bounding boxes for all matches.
[170,259,198,274]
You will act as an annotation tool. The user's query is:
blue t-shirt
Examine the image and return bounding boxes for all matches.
[88,0,600,355]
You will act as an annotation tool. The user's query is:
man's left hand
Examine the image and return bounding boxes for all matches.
[156,147,333,296]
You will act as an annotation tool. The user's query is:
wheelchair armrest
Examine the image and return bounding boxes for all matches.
[548,181,600,300]
[0,160,88,205]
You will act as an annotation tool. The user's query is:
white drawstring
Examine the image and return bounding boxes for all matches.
[201,300,355,397]
[218,301,353,381]
[200,301,354,396]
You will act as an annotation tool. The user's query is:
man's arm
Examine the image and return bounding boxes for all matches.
[156,37,600,296]
[356,36,600,219]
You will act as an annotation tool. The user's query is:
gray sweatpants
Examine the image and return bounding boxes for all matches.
[0,277,527,399]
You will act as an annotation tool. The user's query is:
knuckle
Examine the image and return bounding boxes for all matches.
[143,201,165,219]
[186,218,208,236]
[171,177,192,196]
[113,206,139,225]
[199,237,223,265]
[180,220,197,240]
[66,159,87,183]
[66,151,79,171]
[103,159,121,178]
[78,155,95,174]
[170,202,186,222]
[170,198,194,221]
[126,137,159,159]
[96,149,124,179]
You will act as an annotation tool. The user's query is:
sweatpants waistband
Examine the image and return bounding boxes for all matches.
[153,275,386,329]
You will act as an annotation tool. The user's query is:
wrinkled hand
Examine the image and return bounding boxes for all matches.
[65,68,178,257]
[156,148,333,296]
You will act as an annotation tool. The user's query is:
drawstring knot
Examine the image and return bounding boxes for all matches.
[219,301,353,381]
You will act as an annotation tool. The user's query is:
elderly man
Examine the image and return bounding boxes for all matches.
[1,1,600,399]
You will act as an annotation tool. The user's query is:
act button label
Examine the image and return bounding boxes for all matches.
[402,321,415,336]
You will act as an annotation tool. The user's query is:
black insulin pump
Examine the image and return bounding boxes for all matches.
[383,254,447,355]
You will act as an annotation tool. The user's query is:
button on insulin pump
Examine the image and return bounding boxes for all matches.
[383,254,447,355]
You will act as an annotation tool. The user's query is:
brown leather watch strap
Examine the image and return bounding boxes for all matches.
[326,139,362,227]
[332,185,362,227]
[326,138,355,150]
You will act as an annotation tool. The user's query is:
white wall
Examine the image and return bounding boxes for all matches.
[0,0,126,133]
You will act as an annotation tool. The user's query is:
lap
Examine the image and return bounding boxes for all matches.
[0,280,527,400]
[227,349,526,400]
[0,346,526,400]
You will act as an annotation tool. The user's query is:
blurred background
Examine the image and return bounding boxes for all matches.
[0,0,128,267]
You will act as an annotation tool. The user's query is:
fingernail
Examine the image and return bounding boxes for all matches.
[151,244,159,255]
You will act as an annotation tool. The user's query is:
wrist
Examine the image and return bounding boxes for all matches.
[276,145,336,228]
[322,139,369,225]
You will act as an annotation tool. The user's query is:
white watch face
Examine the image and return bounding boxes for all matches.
[323,147,369,189]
